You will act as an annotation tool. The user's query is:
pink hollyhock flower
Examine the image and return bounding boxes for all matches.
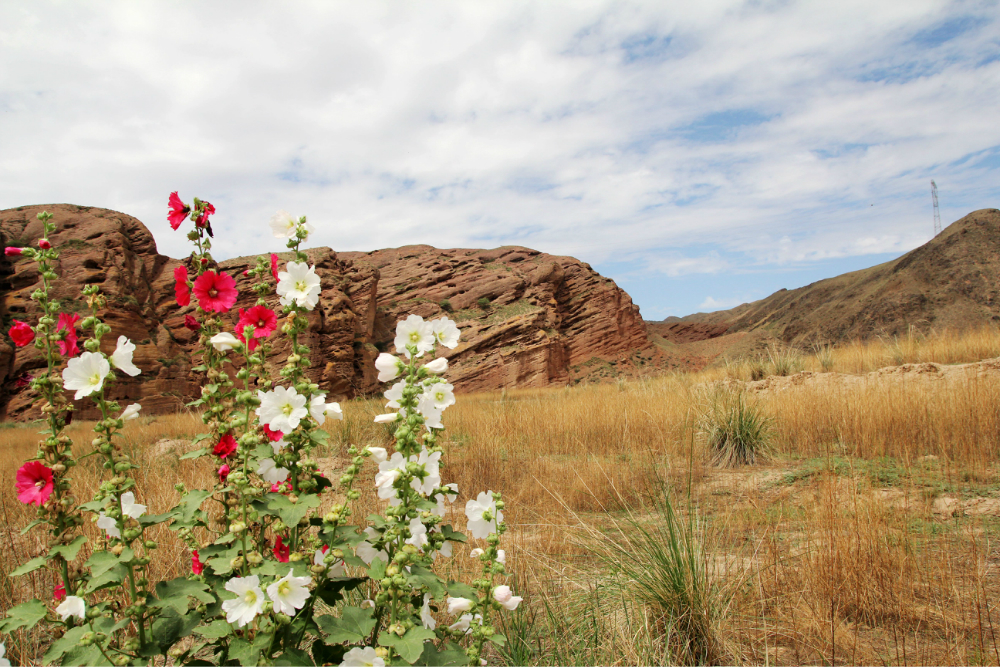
[55,313,80,357]
[218,463,230,483]
[174,265,190,307]
[270,254,279,282]
[38,239,51,250]
[273,536,290,563]
[4,247,23,256]
[195,202,216,228]
[238,305,277,340]
[8,320,34,347]
[270,481,292,493]
[213,433,237,458]
[184,314,199,331]
[262,424,284,442]
[16,461,54,506]
[191,550,204,575]
[242,270,250,277]
[192,271,237,313]
[168,192,191,230]
[54,581,66,601]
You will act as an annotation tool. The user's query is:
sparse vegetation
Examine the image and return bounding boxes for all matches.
[440,299,453,312]
[698,386,773,467]
[477,296,492,309]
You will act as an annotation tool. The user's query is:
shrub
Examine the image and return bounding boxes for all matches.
[440,299,452,312]
[477,297,491,309]
[697,385,773,467]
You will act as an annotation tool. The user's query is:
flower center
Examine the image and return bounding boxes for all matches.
[295,280,307,291]
[278,581,291,597]
[258,319,265,327]
[209,288,218,298]
[409,331,421,343]
[89,372,102,386]
[435,391,444,401]
[35,479,46,488]
[283,404,293,416]
[244,590,257,605]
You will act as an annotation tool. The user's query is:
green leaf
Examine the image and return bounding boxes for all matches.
[0,599,47,634]
[84,563,128,594]
[407,565,445,599]
[312,641,345,666]
[49,534,88,561]
[60,643,104,666]
[446,581,479,601]
[266,493,320,527]
[368,557,387,581]
[78,499,109,513]
[254,442,274,460]
[42,625,91,664]
[173,489,212,523]
[228,631,272,666]
[19,519,45,535]
[149,608,202,654]
[192,432,213,444]
[309,428,329,446]
[274,647,313,666]
[193,619,233,640]
[85,550,122,578]
[378,627,436,664]
[179,447,209,460]
[313,576,365,606]
[441,525,467,544]
[118,547,135,564]
[489,632,507,646]
[139,511,174,527]
[417,640,468,667]
[150,577,215,614]
[9,556,47,578]
[317,606,376,644]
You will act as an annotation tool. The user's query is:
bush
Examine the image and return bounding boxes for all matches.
[698,385,773,467]
[440,299,453,312]
[477,297,491,309]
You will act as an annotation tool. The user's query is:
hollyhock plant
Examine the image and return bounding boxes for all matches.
[191,550,204,575]
[174,265,190,306]
[238,305,277,339]
[62,351,110,399]
[266,571,311,615]
[183,314,199,330]
[221,575,265,628]
[168,192,191,230]
[15,373,33,388]
[269,210,315,238]
[111,336,141,376]
[15,461,54,506]
[192,270,237,313]
[213,433,238,458]
[8,320,34,347]
[56,312,80,357]
[394,314,435,358]
[273,536,290,563]
[195,201,216,228]
[120,491,146,519]
[277,261,321,310]
[256,385,308,433]
[234,324,260,352]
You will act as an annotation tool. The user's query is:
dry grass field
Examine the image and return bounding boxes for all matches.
[4,327,1000,665]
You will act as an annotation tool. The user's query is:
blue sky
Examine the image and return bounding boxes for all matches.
[1,1,998,319]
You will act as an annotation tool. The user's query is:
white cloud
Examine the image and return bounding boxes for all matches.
[698,295,748,311]
[0,0,996,310]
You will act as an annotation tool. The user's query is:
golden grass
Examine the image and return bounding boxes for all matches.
[3,326,1000,664]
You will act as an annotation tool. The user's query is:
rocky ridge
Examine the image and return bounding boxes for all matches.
[0,204,658,419]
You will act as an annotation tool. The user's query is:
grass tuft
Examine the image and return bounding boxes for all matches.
[698,386,773,467]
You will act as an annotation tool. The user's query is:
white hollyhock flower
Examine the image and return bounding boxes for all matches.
[341,646,386,667]
[111,336,141,376]
[209,332,240,352]
[266,570,312,616]
[448,613,481,634]
[309,394,343,424]
[423,382,455,411]
[62,352,111,400]
[360,599,375,609]
[56,595,86,621]
[374,413,399,424]
[424,357,448,374]
[375,353,403,383]
[120,492,146,519]
[410,448,442,496]
[431,317,460,348]
[421,593,436,630]
[384,380,406,408]
[367,447,387,464]
[257,458,289,484]
[493,585,523,611]
[469,548,484,558]
[0,641,9,667]
[271,438,289,456]
[277,261,321,310]
[270,210,316,239]
[438,539,453,558]
[222,575,265,627]
[497,549,506,564]
[356,527,388,564]
[97,512,120,539]
[465,491,503,539]
[447,597,474,615]
[120,403,141,421]
[406,518,429,551]
[326,402,343,421]
[394,315,434,358]
[374,469,400,499]
[419,401,444,430]
[256,386,308,433]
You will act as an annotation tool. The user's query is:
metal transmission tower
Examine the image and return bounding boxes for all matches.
[931,180,941,236]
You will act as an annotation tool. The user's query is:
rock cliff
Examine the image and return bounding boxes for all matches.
[0,205,657,419]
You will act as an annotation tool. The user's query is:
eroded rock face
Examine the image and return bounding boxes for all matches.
[0,205,656,419]
[339,245,655,392]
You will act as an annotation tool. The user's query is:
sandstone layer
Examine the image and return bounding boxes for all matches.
[0,205,658,419]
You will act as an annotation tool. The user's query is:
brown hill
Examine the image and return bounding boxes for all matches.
[0,204,660,419]
[650,208,1000,354]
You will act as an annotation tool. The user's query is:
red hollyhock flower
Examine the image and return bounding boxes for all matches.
[262,424,284,442]
[191,550,204,575]
[56,313,80,357]
[38,239,51,250]
[192,271,237,313]
[195,202,216,229]
[184,314,199,331]
[235,324,260,352]
[8,320,34,347]
[5,247,23,256]
[15,373,33,388]
[168,192,191,230]
[54,581,66,601]
[213,433,237,458]
[273,536,290,563]
[16,461,54,506]
[270,254,279,282]
[218,463,230,483]
[174,265,190,307]
[238,305,277,339]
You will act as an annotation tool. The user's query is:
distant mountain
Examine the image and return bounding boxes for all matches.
[652,208,1000,347]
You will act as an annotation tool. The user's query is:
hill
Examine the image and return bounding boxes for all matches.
[650,208,1000,355]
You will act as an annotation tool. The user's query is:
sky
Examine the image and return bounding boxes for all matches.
[2,1,999,319]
